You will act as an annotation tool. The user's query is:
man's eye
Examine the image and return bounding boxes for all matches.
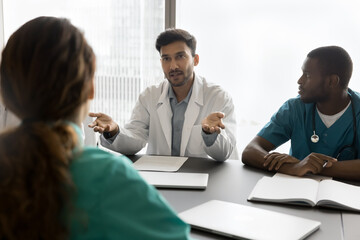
[303,73,310,78]
[162,57,170,62]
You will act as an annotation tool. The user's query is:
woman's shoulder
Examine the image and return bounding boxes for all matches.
[74,146,131,166]
[70,147,138,184]
[69,149,191,240]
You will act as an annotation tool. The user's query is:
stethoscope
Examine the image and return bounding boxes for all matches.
[311,95,358,159]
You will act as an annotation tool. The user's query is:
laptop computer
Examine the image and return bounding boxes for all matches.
[138,171,209,189]
[179,200,320,240]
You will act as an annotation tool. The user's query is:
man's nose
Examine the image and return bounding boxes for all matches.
[297,76,303,85]
[170,59,178,70]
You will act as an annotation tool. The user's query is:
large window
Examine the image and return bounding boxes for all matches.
[2,1,360,154]
[3,0,165,126]
[177,0,360,153]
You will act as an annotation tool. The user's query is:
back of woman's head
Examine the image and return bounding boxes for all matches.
[1,16,94,120]
[0,17,95,240]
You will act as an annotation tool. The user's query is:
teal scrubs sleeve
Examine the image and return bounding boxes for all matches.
[69,147,191,240]
[257,91,360,160]
[258,99,294,148]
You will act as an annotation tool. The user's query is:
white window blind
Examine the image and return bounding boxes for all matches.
[3,0,165,126]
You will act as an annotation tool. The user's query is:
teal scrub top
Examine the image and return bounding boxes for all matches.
[258,89,360,161]
[68,124,192,240]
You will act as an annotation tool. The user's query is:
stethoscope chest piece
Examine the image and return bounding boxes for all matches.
[311,131,319,143]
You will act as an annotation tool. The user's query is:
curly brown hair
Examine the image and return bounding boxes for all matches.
[0,16,95,239]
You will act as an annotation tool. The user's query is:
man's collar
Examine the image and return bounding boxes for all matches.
[158,72,204,106]
[168,83,193,104]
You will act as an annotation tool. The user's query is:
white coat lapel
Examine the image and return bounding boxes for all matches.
[157,81,172,150]
[181,75,204,155]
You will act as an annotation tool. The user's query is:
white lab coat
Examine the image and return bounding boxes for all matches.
[100,75,238,161]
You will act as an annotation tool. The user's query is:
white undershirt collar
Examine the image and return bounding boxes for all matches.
[317,101,351,128]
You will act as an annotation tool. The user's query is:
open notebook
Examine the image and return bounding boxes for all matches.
[179,200,320,240]
[248,175,360,212]
[139,171,209,189]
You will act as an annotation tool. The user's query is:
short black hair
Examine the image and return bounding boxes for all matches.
[307,46,353,88]
[155,28,197,56]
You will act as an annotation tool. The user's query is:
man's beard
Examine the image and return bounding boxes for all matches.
[166,69,192,87]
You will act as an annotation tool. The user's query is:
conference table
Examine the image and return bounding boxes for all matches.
[129,155,360,240]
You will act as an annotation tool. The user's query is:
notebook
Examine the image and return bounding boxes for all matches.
[139,171,209,189]
[179,200,321,240]
[248,176,360,211]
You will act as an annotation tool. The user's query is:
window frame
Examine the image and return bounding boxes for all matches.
[165,0,176,28]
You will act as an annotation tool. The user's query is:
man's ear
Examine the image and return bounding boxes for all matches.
[328,74,340,88]
[194,54,199,66]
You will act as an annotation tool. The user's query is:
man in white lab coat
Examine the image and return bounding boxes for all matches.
[89,29,237,161]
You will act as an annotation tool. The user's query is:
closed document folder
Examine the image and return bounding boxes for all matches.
[139,171,209,189]
[179,200,321,240]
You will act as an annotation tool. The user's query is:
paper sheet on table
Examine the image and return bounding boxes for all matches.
[272,172,332,181]
[133,155,188,172]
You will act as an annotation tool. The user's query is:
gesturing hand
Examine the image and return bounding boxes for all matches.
[88,112,119,136]
[201,112,225,134]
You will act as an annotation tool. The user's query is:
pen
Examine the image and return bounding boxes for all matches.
[322,160,328,168]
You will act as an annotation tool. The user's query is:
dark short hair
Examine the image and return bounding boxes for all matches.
[155,28,197,56]
[307,46,353,88]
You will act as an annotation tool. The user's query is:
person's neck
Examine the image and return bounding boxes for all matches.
[317,90,350,115]
[66,101,89,127]
[66,115,82,127]
[172,73,195,102]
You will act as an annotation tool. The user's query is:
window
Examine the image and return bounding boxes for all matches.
[176,0,360,153]
[2,0,165,126]
[3,0,360,154]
